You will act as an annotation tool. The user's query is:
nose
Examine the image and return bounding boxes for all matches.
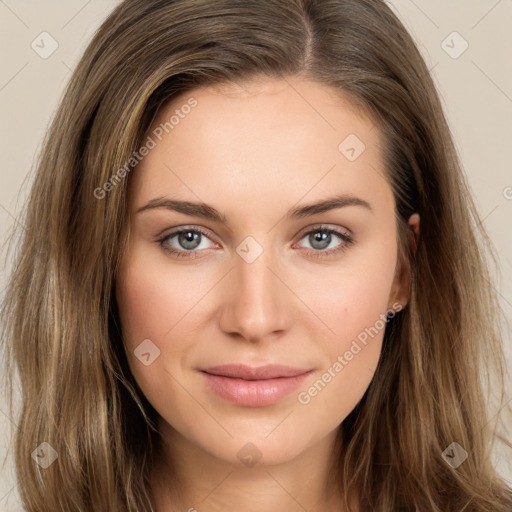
[218,243,294,343]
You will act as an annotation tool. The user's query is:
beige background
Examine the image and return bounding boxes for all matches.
[0,1,511,509]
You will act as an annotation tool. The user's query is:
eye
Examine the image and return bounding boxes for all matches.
[294,224,354,259]
[157,224,354,259]
[158,226,217,259]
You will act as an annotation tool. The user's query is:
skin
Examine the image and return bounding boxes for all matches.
[115,76,420,512]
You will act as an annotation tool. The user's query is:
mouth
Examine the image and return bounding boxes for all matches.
[200,364,313,407]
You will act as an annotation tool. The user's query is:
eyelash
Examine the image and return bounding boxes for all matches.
[157,224,354,260]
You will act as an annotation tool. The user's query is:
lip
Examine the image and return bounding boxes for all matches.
[200,364,313,407]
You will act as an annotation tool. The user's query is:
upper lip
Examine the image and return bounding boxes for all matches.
[201,364,311,380]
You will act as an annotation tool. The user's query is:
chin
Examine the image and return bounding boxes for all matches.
[192,427,319,468]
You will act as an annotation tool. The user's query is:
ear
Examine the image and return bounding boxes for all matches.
[388,213,420,310]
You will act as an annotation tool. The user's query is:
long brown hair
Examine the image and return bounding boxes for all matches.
[2,0,511,510]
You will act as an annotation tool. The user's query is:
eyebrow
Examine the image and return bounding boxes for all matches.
[136,194,373,223]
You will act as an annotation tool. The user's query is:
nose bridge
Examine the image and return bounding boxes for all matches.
[219,235,291,342]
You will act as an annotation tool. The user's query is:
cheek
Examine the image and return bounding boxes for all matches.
[115,250,201,414]
[297,296,390,427]
[296,240,397,416]
[116,245,208,347]
[307,238,397,346]
[115,247,203,393]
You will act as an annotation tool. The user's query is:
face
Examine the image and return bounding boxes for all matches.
[115,76,411,467]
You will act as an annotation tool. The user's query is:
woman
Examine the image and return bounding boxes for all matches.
[2,0,511,510]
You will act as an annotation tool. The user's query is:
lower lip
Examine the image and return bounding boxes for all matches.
[201,371,313,407]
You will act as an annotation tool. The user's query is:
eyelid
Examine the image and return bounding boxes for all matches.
[294,222,353,240]
[155,224,215,240]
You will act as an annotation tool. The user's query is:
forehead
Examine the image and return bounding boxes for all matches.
[129,77,391,218]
